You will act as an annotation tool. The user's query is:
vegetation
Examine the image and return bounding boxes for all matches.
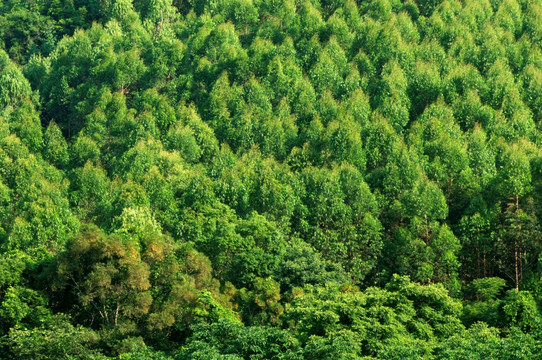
[1,0,542,358]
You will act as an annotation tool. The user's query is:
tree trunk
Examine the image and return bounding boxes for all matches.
[115,296,120,326]
[515,244,519,292]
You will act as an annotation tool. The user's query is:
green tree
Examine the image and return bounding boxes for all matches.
[298,165,382,283]
[375,60,410,132]
[53,225,152,328]
[6,314,102,360]
[43,121,69,168]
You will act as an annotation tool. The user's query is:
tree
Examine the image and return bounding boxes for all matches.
[180,319,301,360]
[52,223,228,347]
[522,65,542,123]
[134,0,176,24]
[309,37,349,97]
[273,239,347,293]
[298,165,383,283]
[0,8,58,64]
[375,60,410,132]
[298,1,324,39]
[6,100,43,153]
[104,0,136,21]
[462,277,506,327]
[0,286,51,332]
[408,60,442,118]
[0,135,79,255]
[502,289,541,332]
[435,322,539,360]
[236,277,283,326]
[493,143,535,291]
[417,0,443,17]
[5,314,102,360]
[53,225,152,328]
[283,276,463,358]
[43,121,69,168]
[457,208,496,280]
[496,202,539,292]
[0,60,32,107]
[70,162,112,225]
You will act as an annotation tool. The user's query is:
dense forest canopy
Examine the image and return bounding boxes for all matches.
[1,0,542,358]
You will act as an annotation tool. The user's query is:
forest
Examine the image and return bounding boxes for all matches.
[1,0,542,358]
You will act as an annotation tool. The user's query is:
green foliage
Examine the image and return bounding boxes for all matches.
[5,314,103,360]
[435,322,539,360]
[50,223,229,350]
[43,121,69,167]
[180,319,302,359]
[2,0,542,358]
[462,277,506,326]
[53,225,153,328]
[502,290,541,332]
[273,240,348,293]
[281,275,463,358]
